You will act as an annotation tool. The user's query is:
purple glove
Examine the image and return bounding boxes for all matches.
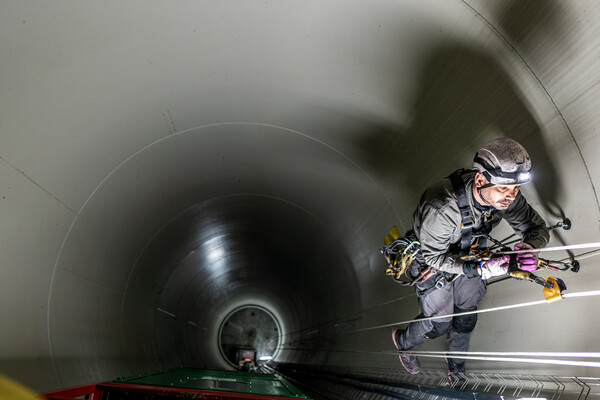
[479,255,510,279]
[514,242,538,272]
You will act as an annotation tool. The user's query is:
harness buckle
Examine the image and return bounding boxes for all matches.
[435,276,447,289]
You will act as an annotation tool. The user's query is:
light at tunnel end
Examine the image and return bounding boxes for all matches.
[218,305,282,370]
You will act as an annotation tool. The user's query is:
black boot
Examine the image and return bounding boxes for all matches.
[392,329,421,374]
[446,358,466,386]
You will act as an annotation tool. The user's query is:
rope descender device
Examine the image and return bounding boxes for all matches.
[543,276,568,303]
[508,270,567,302]
[507,254,568,303]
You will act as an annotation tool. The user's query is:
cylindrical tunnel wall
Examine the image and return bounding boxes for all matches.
[1,0,600,393]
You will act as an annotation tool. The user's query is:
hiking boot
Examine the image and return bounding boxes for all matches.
[392,329,421,374]
[447,370,467,387]
[446,357,465,373]
[400,354,421,374]
[446,358,466,387]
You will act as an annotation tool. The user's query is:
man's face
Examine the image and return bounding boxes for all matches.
[474,172,520,210]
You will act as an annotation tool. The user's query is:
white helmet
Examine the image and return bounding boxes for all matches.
[473,137,531,185]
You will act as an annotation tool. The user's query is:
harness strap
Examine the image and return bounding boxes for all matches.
[477,214,494,249]
[417,271,458,296]
[449,170,473,256]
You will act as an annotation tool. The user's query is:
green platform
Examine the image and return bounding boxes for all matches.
[114,367,310,398]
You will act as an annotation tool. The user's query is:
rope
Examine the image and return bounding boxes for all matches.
[277,347,600,369]
[498,242,600,254]
[405,350,600,358]
[394,350,600,369]
[344,290,600,334]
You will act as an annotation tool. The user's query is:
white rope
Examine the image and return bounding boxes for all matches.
[564,289,600,299]
[346,290,600,333]
[498,242,600,254]
[395,351,600,368]
[281,347,600,369]
[347,299,546,333]
[407,350,600,358]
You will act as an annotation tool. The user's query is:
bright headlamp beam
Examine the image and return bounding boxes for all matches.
[517,171,531,182]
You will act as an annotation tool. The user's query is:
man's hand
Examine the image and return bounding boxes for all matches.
[479,255,510,279]
[514,242,538,272]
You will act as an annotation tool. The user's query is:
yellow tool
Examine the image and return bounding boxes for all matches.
[543,276,567,303]
[509,270,567,303]
[381,226,420,281]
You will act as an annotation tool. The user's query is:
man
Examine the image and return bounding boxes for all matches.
[391,137,549,379]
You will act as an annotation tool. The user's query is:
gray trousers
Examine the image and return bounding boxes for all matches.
[396,273,487,367]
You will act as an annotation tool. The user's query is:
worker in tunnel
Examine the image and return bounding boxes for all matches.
[389,137,549,380]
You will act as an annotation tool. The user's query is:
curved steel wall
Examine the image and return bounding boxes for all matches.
[1,0,599,392]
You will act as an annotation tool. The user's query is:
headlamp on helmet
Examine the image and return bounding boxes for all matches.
[472,137,532,186]
[473,155,531,185]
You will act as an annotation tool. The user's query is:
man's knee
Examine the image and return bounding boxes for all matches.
[425,320,451,339]
[452,307,478,333]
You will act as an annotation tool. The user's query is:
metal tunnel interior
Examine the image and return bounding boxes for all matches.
[2,1,600,398]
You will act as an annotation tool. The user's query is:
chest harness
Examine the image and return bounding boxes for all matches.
[418,169,496,295]
[448,169,496,256]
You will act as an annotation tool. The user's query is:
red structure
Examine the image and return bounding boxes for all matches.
[43,368,311,400]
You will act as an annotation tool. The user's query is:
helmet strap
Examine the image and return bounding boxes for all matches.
[476,183,495,207]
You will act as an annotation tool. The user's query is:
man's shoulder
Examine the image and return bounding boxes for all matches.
[420,176,458,210]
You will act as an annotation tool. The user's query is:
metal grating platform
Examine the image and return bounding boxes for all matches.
[270,363,600,400]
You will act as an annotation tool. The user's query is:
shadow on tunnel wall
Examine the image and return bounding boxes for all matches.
[494,0,569,58]
[355,38,568,230]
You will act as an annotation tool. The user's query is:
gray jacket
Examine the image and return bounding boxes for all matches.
[413,170,549,276]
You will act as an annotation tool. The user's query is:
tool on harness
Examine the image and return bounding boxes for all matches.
[380,226,421,282]
[380,227,440,288]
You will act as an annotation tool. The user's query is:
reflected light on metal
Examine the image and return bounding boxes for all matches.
[204,236,226,263]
